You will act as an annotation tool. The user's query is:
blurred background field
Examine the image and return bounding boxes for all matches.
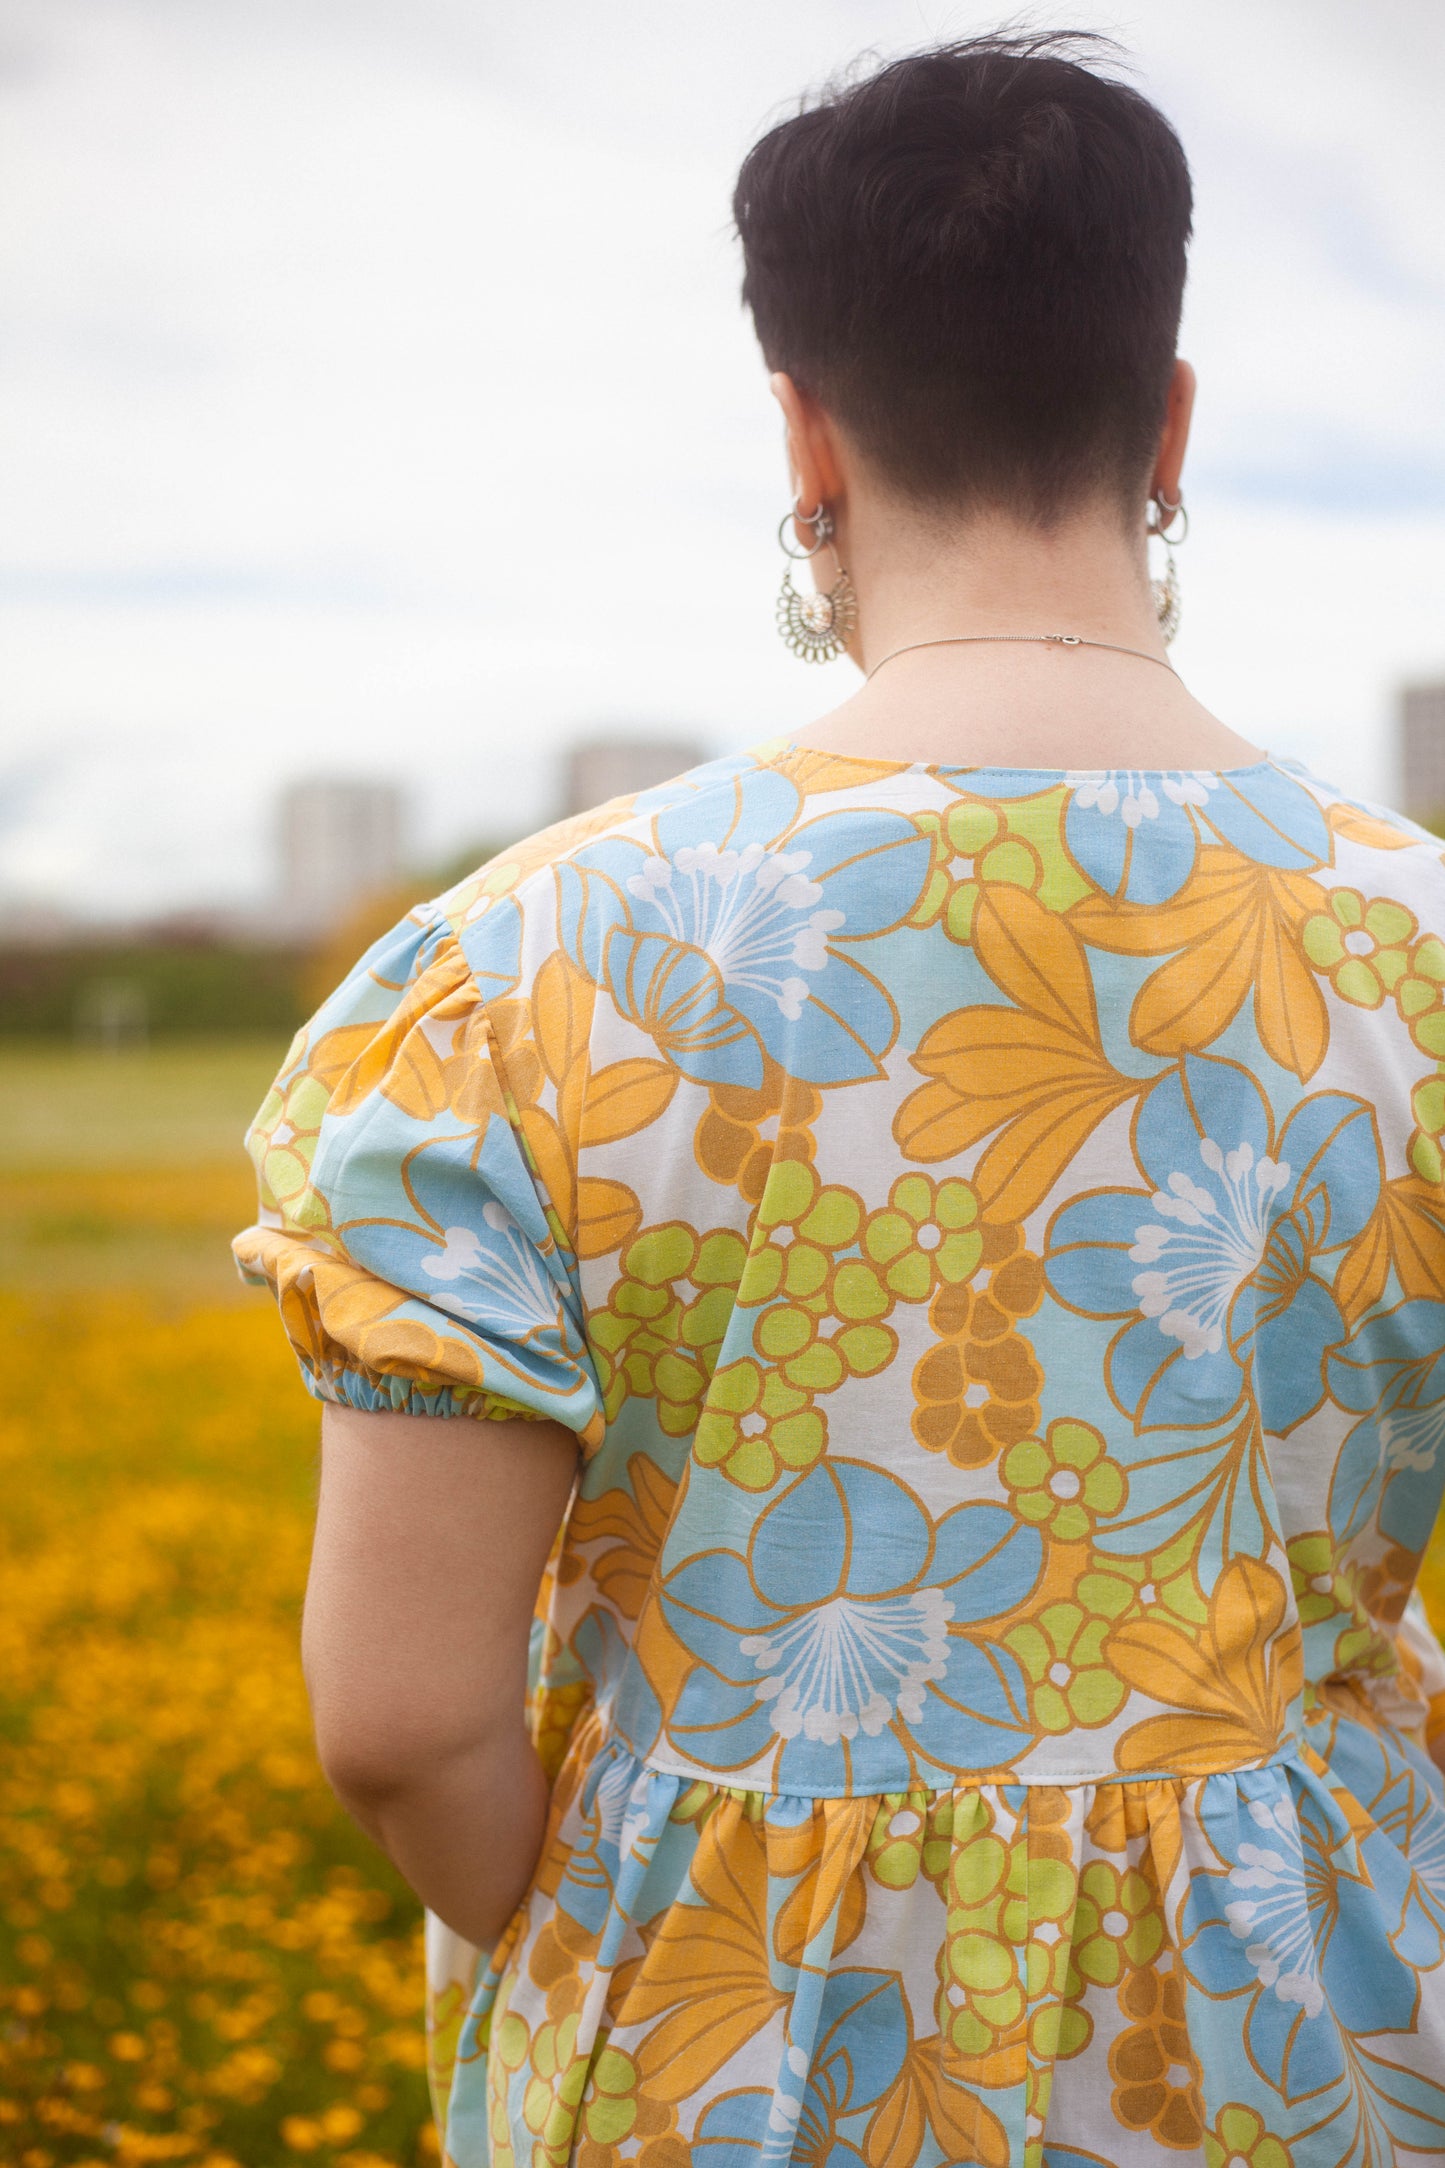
[0,1034,439,2168]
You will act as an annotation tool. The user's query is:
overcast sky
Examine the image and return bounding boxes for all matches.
[2,0,1444,923]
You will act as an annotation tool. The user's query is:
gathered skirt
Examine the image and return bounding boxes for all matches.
[426,1696,1445,2168]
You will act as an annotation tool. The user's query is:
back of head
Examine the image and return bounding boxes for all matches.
[733,32,1193,525]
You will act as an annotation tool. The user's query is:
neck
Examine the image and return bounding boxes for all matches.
[838,496,1166,672]
[795,494,1264,774]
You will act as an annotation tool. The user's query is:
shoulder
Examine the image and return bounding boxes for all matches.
[1286,758,1442,850]
[425,744,827,977]
[1284,759,1445,898]
[432,745,803,921]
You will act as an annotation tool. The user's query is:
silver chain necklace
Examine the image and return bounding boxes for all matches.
[865,631,1176,682]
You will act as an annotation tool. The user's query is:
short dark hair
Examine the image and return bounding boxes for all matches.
[733,32,1193,522]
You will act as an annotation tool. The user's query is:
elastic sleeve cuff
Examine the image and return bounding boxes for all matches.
[232,1225,606,1451]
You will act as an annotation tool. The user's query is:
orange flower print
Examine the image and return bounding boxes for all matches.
[911,1229,1043,1467]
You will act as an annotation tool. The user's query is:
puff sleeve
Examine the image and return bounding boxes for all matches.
[232,902,604,1449]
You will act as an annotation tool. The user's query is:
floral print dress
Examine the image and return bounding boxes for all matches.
[235,742,1445,2168]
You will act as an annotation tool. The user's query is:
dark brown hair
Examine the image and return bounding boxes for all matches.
[733,32,1193,522]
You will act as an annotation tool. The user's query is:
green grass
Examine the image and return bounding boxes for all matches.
[0,1037,290,1170]
[0,1039,289,1302]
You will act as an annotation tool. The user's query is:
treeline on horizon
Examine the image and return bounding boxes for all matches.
[0,838,501,1042]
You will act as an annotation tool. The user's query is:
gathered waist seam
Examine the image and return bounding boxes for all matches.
[584,1716,1311,1799]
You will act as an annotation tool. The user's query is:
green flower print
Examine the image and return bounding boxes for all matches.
[248,1051,332,1234]
[737,1159,863,1308]
[1074,1541,1208,1642]
[936,1807,1079,2059]
[911,802,1027,942]
[523,2010,590,2162]
[1302,888,1415,1008]
[750,1298,893,1397]
[1203,2104,1293,2168]
[579,2042,644,2147]
[1069,1861,1163,1990]
[1001,1420,1127,1544]
[667,1159,922,1487]
[1006,1592,1128,1733]
[1286,1531,1386,1681]
[1403,936,1445,1181]
[910,789,1088,941]
[862,1174,982,1301]
[1395,931,1445,1056]
[590,1221,747,1430]
[865,1791,954,1895]
[1410,1067,1445,1167]
[1287,1531,1348,1629]
[693,1359,827,1491]
[516,2025,651,2166]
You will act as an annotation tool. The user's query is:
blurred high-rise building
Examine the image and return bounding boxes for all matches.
[278,777,406,933]
[1400,682,1445,824]
[563,736,706,819]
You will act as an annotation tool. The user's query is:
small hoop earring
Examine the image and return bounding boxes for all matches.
[1146,489,1187,644]
[776,499,857,663]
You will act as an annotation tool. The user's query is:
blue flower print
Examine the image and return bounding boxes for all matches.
[452,889,523,1002]
[317,1118,599,1423]
[694,1968,909,2168]
[961,758,1330,904]
[1181,1767,1418,2102]
[1190,761,1331,868]
[1326,1300,1445,1553]
[1319,1715,1445,1961]
[1047,1055,1381,1433]
[548,1735,678,1946]
[555,765,931,1088]
[1064,768,1217,904]
[660,1459,1041,1791]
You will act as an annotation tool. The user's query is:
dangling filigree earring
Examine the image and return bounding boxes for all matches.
[1147,489,1188,644]
[776,500,857,663]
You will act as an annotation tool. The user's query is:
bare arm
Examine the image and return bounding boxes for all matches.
[302,1402,579,1948]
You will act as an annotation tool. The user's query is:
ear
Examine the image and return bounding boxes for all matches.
[769,372,847,538]
[1151,358,1196,505]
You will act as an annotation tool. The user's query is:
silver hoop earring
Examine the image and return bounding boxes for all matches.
[776,500,857,663]
[1146,490,1188,645]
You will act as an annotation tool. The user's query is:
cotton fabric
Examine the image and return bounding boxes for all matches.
[235,742,1445,2168]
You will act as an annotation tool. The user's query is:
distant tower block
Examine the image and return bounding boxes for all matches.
[279,777,406,932]
[1401,682,1445,824]
[564,737,706,819]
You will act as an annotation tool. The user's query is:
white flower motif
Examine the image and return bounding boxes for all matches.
[626,837,846,1020]
[1066,770,1158,828]
[591,1752,638,1859]
[625,854,674,904]
[1161,771,1219,809]
[1380,1400,1445,1473]
[740,1588,952,1745]
[1068,768,1219,826]
[1129,1138,1291,1359]
[1224,1797,1324,2019]
[420,1208,559,1338]
[762,2036,812,2150]
[421,1225,484,1281]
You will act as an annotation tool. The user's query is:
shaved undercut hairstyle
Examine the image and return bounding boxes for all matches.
[733,31,1193,524]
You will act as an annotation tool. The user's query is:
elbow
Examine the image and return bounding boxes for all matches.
[313,1726,417,1815]
[308,1694,518,1813]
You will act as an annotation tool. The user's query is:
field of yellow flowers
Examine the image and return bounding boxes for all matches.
[0,1042,437,2168]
